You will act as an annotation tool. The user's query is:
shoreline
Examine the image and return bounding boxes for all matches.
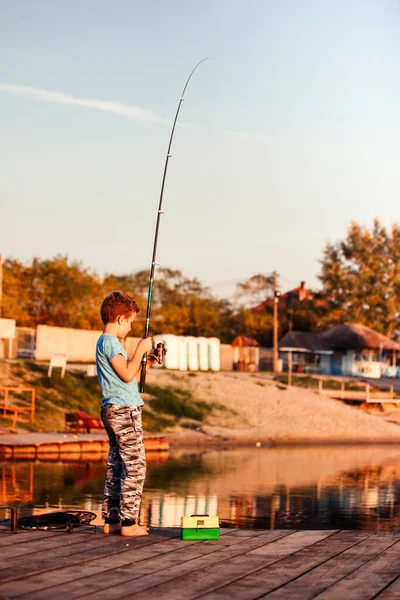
[2,365,400,447]
[1,429,400,461]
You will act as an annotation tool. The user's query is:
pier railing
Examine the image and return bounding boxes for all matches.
[0,386,36,430]
[318,380,397,403]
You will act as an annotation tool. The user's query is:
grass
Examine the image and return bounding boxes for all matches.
[141,409,175,432]
[3,361,218,433]
[145,383,213,422]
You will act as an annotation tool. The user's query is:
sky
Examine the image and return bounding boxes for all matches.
[1,0,399,297]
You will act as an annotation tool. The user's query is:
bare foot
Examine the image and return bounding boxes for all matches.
[121,523,149,537]
[103,522,121,535]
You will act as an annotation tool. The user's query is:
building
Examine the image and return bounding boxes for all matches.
[321,323,400,378]
[253,281,327,314]
[278,323,400,378]
[278,330,333,374]
[252,281,328,333]
[231,336,260,372]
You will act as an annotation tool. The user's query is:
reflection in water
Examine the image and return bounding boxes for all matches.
[145,495,218,528]
[2,446,400,530]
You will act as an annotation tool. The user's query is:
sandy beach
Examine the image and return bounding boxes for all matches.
[144,369,400,445]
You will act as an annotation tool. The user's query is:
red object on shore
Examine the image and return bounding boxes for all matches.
[66,411,103,433]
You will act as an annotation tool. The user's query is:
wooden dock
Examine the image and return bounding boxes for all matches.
[0,432,169,460]
[318,380,398,404]
[1,526,400,599]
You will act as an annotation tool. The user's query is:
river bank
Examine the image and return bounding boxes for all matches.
[2,361,400,444]
[145,369,400,444]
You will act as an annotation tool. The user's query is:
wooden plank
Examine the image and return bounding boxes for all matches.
[0,531,180,579]
[376,574,400,599]
[0,529,71,547]
[0,532,179,583]
[0,533,172,598]
[0,532,133,577]
[0,525,179,548]
[0,530,107,560]
[313,538,400,600]
[124,531,338,600]
[219,529,273,537]
[198,531,378,599]
[1,530,293,599]
[10,529,400,600]
[366,399,400,404]
[248,530,338,557]
[0,526,259,578]
[9,531,288,599]
[0,524,226,574]
[257,532,400,600]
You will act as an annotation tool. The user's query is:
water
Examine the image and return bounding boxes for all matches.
[2,445,400,530]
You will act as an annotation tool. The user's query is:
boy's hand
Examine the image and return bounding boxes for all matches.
[146,354,158,366]
[139,337,153,355]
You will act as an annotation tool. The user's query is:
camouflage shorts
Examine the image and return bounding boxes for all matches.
[101,404,146,522]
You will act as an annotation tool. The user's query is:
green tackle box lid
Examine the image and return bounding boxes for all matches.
[181,515,219,529]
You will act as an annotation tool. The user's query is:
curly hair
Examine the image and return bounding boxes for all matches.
[100,291,140,325]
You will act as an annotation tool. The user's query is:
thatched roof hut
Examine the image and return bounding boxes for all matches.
[279,331,332,354]
[321,323,400,352]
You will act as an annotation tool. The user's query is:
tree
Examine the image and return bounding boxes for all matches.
[232,274,276,345]
[3,255,104,329]
[319,219,400,338]
[130,268,239,342]
[235,273,275,307]
[1,257,246,342]
[1,258,32,326]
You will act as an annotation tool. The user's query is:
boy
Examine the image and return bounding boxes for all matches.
[96,291,154,537]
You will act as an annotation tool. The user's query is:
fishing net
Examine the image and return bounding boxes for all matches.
[64,511,97,525]
[17,511,97,530]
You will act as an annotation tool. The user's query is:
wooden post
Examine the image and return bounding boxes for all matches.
[390,385,394,400]
[0,254,2,319]
[270,496,278,530]
[3,389,8,417]
[366,383,370,402]
[389,476,394,518]
[273,271,279,373]
[10,507,17,533]
[288,350,293,386]
[317,480,322,501]
[318,380,323,395]
[31,389,36,424]
[285,485,290,515]
[10,408,17,431]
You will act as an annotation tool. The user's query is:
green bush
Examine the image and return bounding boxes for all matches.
[6,362,214,432]
[146,384,212,421]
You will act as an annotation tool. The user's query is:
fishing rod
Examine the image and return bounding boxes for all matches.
[139,57,210,392]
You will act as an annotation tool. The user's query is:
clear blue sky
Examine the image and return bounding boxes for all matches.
[1,0,399,296]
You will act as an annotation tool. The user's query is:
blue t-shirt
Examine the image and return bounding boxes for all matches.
[96,333,144,408]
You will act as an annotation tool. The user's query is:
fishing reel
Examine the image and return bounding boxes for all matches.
[148,342,167,365]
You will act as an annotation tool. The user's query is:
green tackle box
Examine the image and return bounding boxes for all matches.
[181,515,219,540]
